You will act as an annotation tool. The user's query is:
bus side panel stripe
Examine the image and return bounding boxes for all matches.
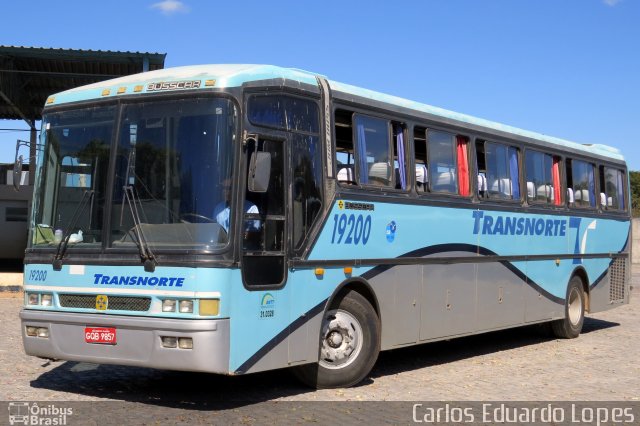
[361,243,565,305]
[234,298,327,374]
[236,244,622,372]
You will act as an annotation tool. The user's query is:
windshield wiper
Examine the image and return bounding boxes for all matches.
[52,190,94,271]
[122,185,157,272]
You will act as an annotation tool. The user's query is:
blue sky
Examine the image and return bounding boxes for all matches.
[1,0,638,169]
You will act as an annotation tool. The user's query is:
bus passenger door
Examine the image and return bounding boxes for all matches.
[241,137,287,288]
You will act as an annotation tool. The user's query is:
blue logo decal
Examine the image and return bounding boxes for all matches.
[261,293,275,307]
[386,221,397,243]
[260,293,275,319]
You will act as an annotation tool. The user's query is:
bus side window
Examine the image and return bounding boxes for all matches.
[599,166,627,211]
[426,129,470,196]
[567,159,596,208]
[334,109,357,185]
[392,123,407,190]
[479,140,520,201]
[292,133,323,250]
[475,140,487,198]
[413,126,428,193]
[354,114,393,188]
[427,129,457,193]
[334,110,404,190]
[525,150,563,206]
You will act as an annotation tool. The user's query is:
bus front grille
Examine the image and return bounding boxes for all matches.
[59,294,152,311]
[609,257,626,303]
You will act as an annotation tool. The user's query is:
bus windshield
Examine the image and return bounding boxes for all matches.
[31,97,237,252]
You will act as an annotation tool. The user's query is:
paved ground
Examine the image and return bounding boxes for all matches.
[0,267,638,423]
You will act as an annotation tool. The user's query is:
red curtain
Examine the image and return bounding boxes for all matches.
[552,157,562,205]
[457,136,469,196]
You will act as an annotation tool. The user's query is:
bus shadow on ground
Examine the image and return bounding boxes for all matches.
[30,362,311,409]
[366,317,620,384]
[29,317,619,409]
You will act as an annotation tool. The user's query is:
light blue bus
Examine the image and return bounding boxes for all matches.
[20,65,631,388]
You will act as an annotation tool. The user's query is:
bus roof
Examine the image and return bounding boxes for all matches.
[47,64,625,163]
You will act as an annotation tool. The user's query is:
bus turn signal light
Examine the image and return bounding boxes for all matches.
[199,299,219,316]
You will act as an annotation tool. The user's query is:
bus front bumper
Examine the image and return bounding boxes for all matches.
[20,309,230,374]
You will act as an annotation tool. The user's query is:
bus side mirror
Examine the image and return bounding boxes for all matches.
[12,155,23,191]
[248,151,271,193]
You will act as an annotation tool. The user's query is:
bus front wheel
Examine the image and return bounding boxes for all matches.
[550,275,585,339]
[293,290,380,388]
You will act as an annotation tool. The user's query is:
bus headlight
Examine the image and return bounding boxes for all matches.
[178,337,193,349]
[41,294,53,307]
[162,299,176,312]
[161,299,195,314]
[27,293,40,306]
[161,336,177,348]
[179,300,193,313]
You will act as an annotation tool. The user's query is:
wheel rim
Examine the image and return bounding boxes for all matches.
[568,287,583,326]
[319,309,364,370]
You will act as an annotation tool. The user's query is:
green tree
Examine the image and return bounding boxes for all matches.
[630,171,640,217]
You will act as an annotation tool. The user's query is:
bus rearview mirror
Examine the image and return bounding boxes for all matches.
[248,151,271,193]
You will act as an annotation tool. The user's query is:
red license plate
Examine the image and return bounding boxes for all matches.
[84,327,117,345]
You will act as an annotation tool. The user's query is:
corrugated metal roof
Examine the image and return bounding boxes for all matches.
[0,46,166,121]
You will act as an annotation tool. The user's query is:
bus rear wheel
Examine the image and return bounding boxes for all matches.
[550,275,585,339]
[293,290,380,388]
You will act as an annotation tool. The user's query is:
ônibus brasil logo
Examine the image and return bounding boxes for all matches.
[8,402,73,425]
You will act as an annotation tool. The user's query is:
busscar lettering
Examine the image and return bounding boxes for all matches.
[93,274,184,287]
[146,80,202,92]
[344,202,375,211]
[472,211,566,237]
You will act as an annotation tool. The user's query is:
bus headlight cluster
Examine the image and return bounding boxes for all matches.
[160,336,193,349]
[26,293,53,307]
[161,298,219,315]
[26,326,49,338]
[162,299,194,313]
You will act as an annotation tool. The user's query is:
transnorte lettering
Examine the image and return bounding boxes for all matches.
[92,274,184,287]
[472,211,567,237]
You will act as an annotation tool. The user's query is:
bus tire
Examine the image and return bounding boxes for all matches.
[550,275,585,339]
[293,290,380,389]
